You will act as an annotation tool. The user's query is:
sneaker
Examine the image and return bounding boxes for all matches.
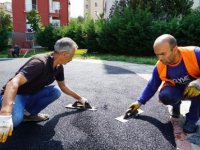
[23,113,49,122]
[170,105,180,118]
[183,120,197,133]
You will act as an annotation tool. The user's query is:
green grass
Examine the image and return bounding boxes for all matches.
[22,49,50,58]
[0,49,157,65]
[0,49,51,58]
[75,53,157,65]
[0,50,11,58]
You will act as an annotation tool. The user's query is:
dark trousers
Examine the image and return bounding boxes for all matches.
[12,51,19,57]
[159,85,200,122]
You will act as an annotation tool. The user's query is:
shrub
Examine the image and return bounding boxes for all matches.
[36,25,60,50]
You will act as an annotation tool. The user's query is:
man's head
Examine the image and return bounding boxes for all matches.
[153,34,179,65]
[53,37,78,64]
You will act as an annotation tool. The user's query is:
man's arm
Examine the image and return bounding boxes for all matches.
[137,66,162,104]
[57,80,85,102]
[0,73,28,115]
[0,73,27,143]
[126,66,162,118]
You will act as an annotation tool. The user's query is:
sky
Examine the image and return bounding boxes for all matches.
[70,0,84,18]
[0,0,11,2]
[0,0,84,18]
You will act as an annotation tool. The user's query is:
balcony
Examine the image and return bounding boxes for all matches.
[49,9,60,18]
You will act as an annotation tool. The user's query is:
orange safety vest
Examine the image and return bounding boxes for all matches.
[157,46,200,86]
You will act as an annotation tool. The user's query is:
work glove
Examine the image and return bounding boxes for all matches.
[129,101,141,111]
[184,79,200,98]
[124,101,141,119]
[0,115,13,143]
[79,97,89,107]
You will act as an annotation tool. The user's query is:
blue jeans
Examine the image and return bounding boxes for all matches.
[0,85,61,127]
[159,85,200,122]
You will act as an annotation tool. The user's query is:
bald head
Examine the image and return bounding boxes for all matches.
[153,34,177,50]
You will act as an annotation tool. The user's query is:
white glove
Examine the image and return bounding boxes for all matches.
[0,115,13,143]
[79,97,88,107]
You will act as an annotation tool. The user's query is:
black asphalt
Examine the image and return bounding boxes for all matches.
[0,58,176,150]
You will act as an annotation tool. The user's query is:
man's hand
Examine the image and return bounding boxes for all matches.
[0,115,13,143]
[129,101,141,111]
[184,79,200,98]
[123,101,141,119]
[78,97,88,107]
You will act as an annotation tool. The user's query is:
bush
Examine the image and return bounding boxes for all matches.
[99,7,154,56]
[175,9,200,46]
[36,25,60,50]
[0,11,12,51]
[35,7,200,56]
[58,19,85,49]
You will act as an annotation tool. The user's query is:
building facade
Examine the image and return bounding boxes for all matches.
[84,0,104,20]
[12,0,69,33]
[103,0,118,18]
[0,2,12,19]
[12,0,69,48]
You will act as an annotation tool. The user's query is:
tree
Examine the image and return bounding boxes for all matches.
[109,0,193,20]
[0,11,12,51]
[160,0,193,19]
[26,9,42,32]
[36,25,59,50]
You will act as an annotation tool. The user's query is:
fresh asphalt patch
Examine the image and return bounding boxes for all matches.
[0,59,176,150]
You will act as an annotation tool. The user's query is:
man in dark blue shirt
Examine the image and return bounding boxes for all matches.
[127,34,200,134]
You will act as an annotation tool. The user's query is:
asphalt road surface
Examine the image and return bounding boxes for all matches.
[0,58,176,150]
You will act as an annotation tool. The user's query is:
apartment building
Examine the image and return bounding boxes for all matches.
[104,0,118,18]
[84,0,104,20]
[12,0,69,33]
[12,0,69,48]
[0,2,12,19]
[84,0,119,19]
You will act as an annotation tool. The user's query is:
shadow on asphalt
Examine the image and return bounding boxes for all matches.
[136,115,176,147]
[0,110,83,150]
[104,64,136,74]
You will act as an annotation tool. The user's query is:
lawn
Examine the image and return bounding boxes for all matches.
[0,49,157,65]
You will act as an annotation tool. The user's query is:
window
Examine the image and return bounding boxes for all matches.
[49,1,60,13]
[95,2,97,7]
[32,0,36,10]
[85,4,88,9]
[26,23,33,32]
[25,0,37,11]
[50,18,60,28]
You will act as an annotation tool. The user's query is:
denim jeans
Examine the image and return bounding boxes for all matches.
[0,85,61,127]
[159,85,200,122]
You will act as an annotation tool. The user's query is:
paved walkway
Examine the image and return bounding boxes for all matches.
[0,58,176,150]
[0,58,199,149]
[75,59,200,150]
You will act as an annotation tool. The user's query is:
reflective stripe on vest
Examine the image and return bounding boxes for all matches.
[157,46,200,85]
